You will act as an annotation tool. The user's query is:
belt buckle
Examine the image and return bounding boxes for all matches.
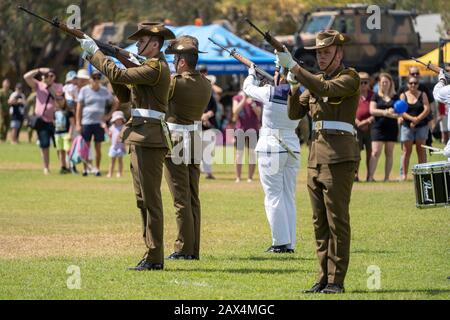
[315,121,323,131]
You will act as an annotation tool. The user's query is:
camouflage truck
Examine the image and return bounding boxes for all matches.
[91,22,137,47]
[285,5,421,76]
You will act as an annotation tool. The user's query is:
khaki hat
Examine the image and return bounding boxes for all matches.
[165,35,206,54]
[128,22,176,41]
[76,69,90,80]
[304,30,351,50]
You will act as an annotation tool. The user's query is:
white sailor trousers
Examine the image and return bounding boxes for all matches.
[257,151,299,249]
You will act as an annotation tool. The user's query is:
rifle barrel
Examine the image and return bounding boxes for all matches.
[208,37,231,54]
[245,18,265,37]
[18,6,57,26]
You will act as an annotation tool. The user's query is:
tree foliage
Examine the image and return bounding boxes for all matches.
[0,0,447,83]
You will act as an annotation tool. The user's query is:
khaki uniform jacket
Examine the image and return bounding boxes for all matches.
[167,71,212,125]
[89,51,171,148]
[288,65,361,167]
[166,71,212,160]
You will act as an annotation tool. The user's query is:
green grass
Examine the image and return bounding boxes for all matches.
[0,135,449,300]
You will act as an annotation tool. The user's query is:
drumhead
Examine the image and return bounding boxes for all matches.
[412,161,450,174]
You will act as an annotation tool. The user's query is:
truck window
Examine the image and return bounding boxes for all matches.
[390,15,412,34]
[331,16,355,34]
[303,15,333,33]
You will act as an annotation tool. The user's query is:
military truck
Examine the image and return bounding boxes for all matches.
[285,4,421,75]
[91,22,137,47]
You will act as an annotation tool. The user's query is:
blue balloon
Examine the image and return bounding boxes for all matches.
[394,100,408,114]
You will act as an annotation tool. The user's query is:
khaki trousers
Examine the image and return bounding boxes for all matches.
[130,144,168,264]
[164,159,201,258]
[307,161,357,285]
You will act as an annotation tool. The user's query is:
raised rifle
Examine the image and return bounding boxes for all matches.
[245,18,284,52]
[208,37,274,84]
[18,6,145,68]
[411,57,450,80]
[245,18,303,67]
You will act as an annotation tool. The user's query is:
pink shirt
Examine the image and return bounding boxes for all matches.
[34,81,63,123]
[233,95,261,131]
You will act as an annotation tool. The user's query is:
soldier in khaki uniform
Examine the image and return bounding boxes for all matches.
[276,30,360,293]
[163,36,212,260]
[78,23,175,271]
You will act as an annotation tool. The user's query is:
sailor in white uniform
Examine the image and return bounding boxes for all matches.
[243,65,302,253]
[433,70,450,160]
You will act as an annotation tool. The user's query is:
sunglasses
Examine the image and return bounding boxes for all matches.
[410,73,420,76]
[408,82,418,85]
[92,75,102,80]
[361,81,369,85]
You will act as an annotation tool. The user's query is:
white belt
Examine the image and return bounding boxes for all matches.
[131,108,172,151]
[132,108,165,120]
[312,121,356,135]
[259,128,295,137]
[167,122,200,164]
[167,122,199,132]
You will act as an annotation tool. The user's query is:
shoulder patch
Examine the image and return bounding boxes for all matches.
[145,59,160,69]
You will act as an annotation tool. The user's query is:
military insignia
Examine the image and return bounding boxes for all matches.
[177,45,184,50]
[318,41,325,46]
[339,34,344,41]
[151,27,159,33]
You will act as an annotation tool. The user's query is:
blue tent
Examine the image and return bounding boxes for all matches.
[103,24,277,75]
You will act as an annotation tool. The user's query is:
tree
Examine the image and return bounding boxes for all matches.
[1,0,447,84]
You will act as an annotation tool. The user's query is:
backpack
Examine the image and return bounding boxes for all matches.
[69,135,90,166]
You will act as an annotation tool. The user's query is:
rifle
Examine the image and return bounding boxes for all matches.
[246,18,303,66]
[411,57,450,79]
[18,6,145,69]
[246,18,284,52]
[208,37,274,84]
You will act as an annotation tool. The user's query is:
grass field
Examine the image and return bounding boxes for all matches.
[0,135,449,300]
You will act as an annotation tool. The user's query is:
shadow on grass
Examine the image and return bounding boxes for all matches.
[352,249,397,255]
[350,289,450,295]
[169,267,307,274]
[228,256,315,262]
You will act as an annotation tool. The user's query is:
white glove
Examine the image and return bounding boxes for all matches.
[287,71,299,86]
[444,142,450,158]
[439,69,447,85]
[275,46,297,70]
[248,64,257,78]
[128,53,141,66]
[77,34,99,56]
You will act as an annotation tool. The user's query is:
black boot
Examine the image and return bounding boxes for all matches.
[303,283,327,294]
[320,283,345,294]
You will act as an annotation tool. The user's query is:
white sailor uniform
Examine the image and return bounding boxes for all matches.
[243,75,301,250]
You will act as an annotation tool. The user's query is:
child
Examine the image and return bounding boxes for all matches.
[54,91,75,174]
[8,83,26,144]
[107,111,126,178]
